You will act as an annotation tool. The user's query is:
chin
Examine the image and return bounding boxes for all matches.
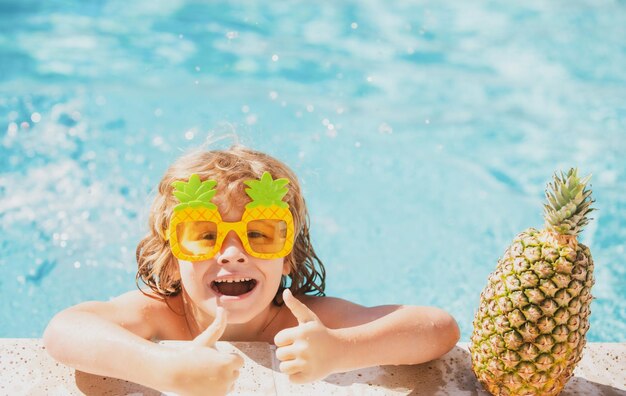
[224,311,255,324]
[218,302,266,324]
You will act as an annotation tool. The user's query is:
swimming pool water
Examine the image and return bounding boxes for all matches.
[1,1,625,342]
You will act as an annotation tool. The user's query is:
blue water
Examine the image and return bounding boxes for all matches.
[1,1,625,342]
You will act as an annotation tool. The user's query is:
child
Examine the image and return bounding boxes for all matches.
[44,145,460,395]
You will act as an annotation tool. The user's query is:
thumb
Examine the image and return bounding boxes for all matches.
[193,307,227,347]
[283,289,319,324]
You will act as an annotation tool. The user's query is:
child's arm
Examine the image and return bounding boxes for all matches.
[274,290,459,383]
[43,291,242,395]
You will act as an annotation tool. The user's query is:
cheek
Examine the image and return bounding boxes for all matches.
[177,260,207,294]
[263,259,287,288]
[177,260,192,280]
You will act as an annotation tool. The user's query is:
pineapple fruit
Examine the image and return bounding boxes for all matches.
[168,174,219,261]
[470,169,595,396]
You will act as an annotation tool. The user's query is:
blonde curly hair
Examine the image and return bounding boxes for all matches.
[136,145,326,305]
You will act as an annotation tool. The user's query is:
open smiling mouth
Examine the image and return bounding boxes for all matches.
[211,278,258,296]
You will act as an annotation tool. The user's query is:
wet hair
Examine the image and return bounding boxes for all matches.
[135,145,326,305]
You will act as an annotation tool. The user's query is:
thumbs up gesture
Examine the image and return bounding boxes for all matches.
[274,290,342,384]
[192,306,229,347]
[160,307,244,396]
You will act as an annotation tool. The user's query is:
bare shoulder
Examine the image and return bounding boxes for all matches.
[69,290,188,340]
[297,294,401,329]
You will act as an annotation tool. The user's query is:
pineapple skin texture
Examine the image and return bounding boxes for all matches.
[169,206,221,261]
[240,205,295,259]
[470,228,594,396]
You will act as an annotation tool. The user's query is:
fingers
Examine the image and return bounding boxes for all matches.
[279,360,314,384]
[279,359,305,375]
[275,347,295,362]
[283,289,319,324]
[275,344,301,361]
[274,326,301,347]
[227,352,245,370]
[223,354,243,394]
[193,307,227,347]
[223,360,241,394]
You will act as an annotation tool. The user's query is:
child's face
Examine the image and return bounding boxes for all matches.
[177,198,290,324]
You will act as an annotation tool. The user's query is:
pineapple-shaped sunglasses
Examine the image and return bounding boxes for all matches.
[165,172,295,261]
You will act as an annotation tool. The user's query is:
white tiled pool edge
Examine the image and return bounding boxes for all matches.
[1,340,624,395]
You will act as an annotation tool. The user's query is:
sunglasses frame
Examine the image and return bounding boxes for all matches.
[166,207,295,261]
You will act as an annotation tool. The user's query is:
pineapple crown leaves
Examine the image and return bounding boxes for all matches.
[171,174,218,211]
[543,168,595,236]
[243,171,290,209]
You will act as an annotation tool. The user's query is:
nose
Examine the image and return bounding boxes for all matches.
[216,231,247,265]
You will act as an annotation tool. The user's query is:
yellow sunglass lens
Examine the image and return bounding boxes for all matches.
[176,221,218,256]
[246,219,288,254]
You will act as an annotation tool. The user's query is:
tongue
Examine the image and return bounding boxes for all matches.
[216,281,252,296]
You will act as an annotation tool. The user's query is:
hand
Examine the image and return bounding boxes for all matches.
[159,307,244,396]
[274,289,342,383]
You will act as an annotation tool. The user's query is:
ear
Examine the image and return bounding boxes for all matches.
[282,257,292,276]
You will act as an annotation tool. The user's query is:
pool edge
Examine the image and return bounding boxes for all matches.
[0,339,624,395]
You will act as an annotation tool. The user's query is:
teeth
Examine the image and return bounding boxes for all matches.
[214,277,253,283]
